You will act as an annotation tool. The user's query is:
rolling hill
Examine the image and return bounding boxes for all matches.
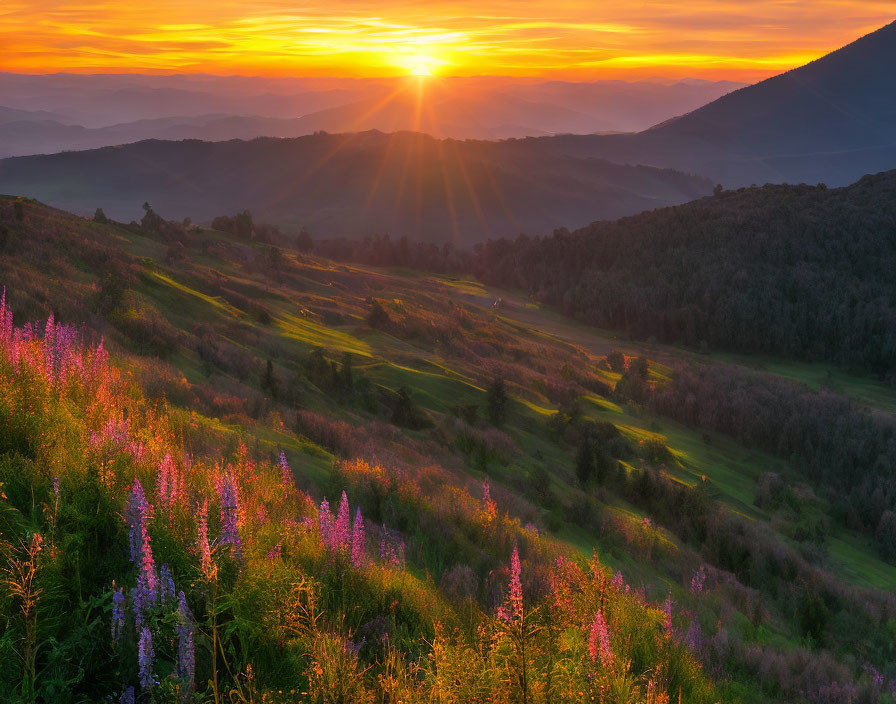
[1,194,895,701]
[0,130,713,243]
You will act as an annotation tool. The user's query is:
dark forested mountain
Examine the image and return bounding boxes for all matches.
[535,20,896,187]
[471,170,896,380]
[0,130,712,243]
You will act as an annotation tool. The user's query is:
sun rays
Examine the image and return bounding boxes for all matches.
[2,2,894,81]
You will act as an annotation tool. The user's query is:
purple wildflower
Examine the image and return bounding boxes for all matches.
[176,591,195,694]
[685,614,703,652]
[160,563,175,605]
[131,586,145,631]
[53,476,59,500]
[119,687,135,704]
[380,525,405,569]
[138,626,156,690]
[588,610,614,670]
[267,542,281,560]
[279,451,292,490]
[218,474,243,561]
[125,479,149,563]
[111,587,125,643]
[351,507,365,568]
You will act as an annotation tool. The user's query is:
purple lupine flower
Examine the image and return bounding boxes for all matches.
[319,497,332,547]
[160,564,175,605]
[125,479,149,563]
[344,636,366,656]
[176,591,195,694]
[498,545,523,623]
[685,614,703,652]
[333,491,350,552]
[663,594,673,635]
[119,687,135,704]
[279,451,292,490]
[691,565,706,594]
[588,610,614,670]
[44,313,55,385]
[111,587,125,643]
[131,586,145,632]
[217,474,243,561]
[351,507,365,568]
[138,626,156,690]
[53,476,59,500]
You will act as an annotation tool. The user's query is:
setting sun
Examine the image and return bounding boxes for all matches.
[404,54,439,77]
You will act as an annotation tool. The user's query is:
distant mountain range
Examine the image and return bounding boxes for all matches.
[0,74,745,157]
[0,131,712,244]
[1,21,894,240]
[537,20,896,187]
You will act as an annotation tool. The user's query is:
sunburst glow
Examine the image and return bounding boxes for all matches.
[0,2,893,80]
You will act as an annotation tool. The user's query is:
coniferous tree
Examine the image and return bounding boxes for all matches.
[487,377,508,426]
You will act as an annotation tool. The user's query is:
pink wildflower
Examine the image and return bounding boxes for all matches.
[588,610,614,670]
[351,506,365,567]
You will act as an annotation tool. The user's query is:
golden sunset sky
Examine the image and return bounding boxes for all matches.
[1,1,894,80]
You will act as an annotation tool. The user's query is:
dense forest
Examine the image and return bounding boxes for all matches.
[318,171,896,382]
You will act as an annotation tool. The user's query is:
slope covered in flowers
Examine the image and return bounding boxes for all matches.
[1,196,895,703]
[0,292,709,702]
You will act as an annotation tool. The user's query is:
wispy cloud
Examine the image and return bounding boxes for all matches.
[0,1,893,79]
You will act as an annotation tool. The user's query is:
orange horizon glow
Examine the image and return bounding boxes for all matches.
[1,2,893,82]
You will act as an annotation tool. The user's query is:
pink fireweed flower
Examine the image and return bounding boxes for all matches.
[663,594,673,635]
[482,480,497,519]
[588,610,614,670]
[351,506,365,567]
[0,287,12,344]
[691,565,706,594]
[156,453,182,510]
[267,543,281,560]
[196,499,213,576]
[279,451,292,491]
[138,520,157,607]
[333,491,350,552]
[498,545,523,623]
[611,570,624,591]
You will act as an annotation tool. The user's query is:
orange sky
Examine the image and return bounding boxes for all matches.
[1,1,894,81]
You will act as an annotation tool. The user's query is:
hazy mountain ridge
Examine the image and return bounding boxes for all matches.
[0,74,745,157]
[0,131,713,243]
